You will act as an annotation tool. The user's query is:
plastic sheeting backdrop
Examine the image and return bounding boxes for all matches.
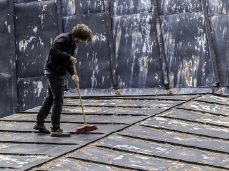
[0,0,228,116]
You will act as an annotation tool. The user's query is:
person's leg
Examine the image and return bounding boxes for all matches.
[36,86,53,125]
[47,75,64,131]
[47,76,70,137]
[34,75,53,133]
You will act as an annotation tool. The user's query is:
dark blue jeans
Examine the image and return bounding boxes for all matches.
[36,74,64,131]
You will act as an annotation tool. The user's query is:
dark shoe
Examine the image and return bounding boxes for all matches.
[33,123,50,133]
[51,129,71,137]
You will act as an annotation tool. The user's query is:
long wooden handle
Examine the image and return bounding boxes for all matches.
[73,64,87,125]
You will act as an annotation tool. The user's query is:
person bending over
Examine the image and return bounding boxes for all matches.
[33,24,92,137]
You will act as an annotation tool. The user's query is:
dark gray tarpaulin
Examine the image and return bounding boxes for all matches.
[14,0,60,111]
[0,0,229,117]
[158,0,218,88]
[112,13,164,88]
[17,76,47,112]
[110,0,165,88]
[15,0,59,77]
[63,13,113,89]
[158,0,202,15]
[210,15,229,86]
[0,0,14,117]
[61,0,105,16]
[109,0,153,16]
[160,12,215,87]
[0,0,11,74]
[207,0,229,86]
[207,0,229,15]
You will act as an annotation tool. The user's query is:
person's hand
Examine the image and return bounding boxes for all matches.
[70,56,77,64]
[72,74,79,84]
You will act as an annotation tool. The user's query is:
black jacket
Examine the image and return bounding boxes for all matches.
[45,32,76,77]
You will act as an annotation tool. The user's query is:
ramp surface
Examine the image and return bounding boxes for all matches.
[0,94,228,170]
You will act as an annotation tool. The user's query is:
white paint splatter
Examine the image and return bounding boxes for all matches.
[113,155,123,160]
[37,81,43,97]
[8,25,10,33]
[33,26,37,33]
[39,37,44,48]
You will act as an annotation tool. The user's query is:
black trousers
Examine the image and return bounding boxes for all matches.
[36,74,64,131]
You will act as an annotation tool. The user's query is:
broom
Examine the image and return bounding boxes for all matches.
[73,64,98,133]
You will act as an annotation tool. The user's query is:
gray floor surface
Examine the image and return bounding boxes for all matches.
[0,94,228,171]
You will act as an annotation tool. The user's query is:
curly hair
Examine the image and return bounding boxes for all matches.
[72,24,93,43]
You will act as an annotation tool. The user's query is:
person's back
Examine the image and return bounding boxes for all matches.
[45,32,75,78]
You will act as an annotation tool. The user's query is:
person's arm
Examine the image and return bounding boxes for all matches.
[68,63,79,83]
[72,74,79,84]
[67,62,74,76]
